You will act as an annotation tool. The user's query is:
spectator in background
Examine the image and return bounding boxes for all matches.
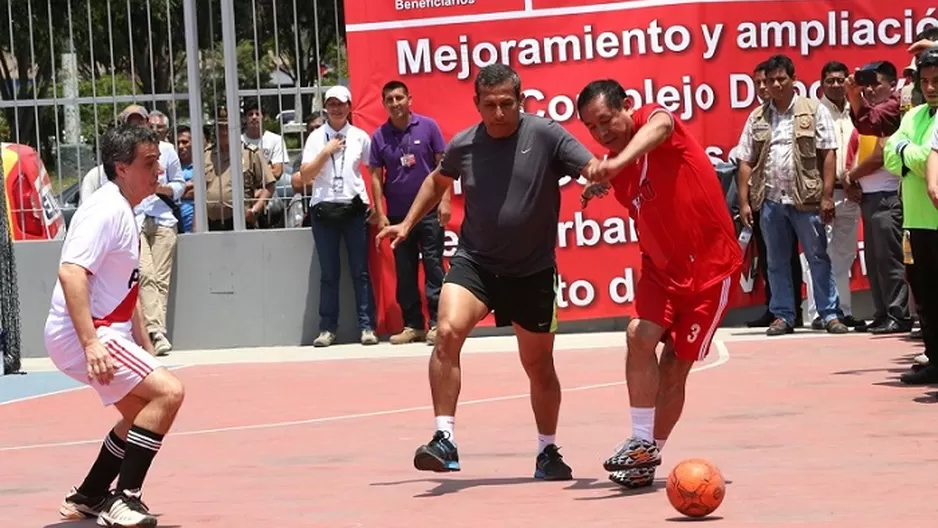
[203,106,277,230]
[120,104,184,357]
[241,98,291,181]
[803,61,863,330]
[883,46,938,383]
[295,86,379,348]
[736,55,848,336]
[306,112,325,134]
[149,110,171,142]
[734,59,804,331]
[843,61,911,334]
[369,80,449,346]
[906,28,938,109]
[900,58,917,117]
[175,125,196,233]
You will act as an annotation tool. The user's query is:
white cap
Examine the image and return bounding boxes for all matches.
[325,85,351,103]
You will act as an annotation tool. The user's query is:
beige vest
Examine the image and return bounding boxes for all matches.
[746,97,823,211]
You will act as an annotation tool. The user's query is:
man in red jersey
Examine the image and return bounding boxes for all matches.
[577,79,743,489]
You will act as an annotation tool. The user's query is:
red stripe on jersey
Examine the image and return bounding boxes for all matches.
[93,283,139,329]
[105,340,152,379]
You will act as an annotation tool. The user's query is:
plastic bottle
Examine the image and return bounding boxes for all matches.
[738,225,753,251]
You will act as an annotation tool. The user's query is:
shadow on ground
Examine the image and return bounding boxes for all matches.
[372,476,614,497]
[371,476,734,501]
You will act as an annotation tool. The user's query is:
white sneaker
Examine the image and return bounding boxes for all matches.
[59,486,108,519]
[361,330,379,345]
[153,334,172,356]
[96,489,157,527]
[313,331,335,348]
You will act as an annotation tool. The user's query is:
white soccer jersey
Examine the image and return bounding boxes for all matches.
[45,181,141,346]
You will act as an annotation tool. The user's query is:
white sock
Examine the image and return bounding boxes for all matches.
[630,407,655,443]
[537,434,556,454]
[435,416,455,444]
[655,438,667,451]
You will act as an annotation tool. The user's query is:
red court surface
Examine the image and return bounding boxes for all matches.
[1,332,936,527]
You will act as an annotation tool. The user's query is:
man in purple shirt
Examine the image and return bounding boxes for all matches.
[369,80,450,346]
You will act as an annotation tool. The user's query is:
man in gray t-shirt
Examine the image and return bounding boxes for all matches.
[377,63,599,482]
[439,113,594,276]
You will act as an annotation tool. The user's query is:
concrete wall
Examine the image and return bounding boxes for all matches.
[13,229,875,358]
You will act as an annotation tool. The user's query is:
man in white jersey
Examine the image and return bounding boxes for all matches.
[45,124,186,528]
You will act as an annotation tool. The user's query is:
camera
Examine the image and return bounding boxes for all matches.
[855,68,878,86]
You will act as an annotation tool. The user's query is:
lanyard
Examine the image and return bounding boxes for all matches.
[328,132,346,194]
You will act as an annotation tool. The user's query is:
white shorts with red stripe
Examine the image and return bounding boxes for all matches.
[45,326,163,406]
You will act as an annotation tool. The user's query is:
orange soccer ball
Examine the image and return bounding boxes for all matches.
[665,458,726,518]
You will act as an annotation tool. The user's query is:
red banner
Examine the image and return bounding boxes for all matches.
[346,0,932,334]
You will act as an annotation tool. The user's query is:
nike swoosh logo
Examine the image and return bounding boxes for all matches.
[522,148,532,154]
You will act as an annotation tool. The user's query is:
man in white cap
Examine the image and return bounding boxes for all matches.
[120,104,184,357]
[295,85,379,347]
[900,58,917,116]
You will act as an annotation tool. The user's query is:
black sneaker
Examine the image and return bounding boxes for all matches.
[900,364,938,385]
[59,486,108,519]
[413,430,460,472]
[609,466,656,489]
[602,437,662,472]
[534,444,573,481]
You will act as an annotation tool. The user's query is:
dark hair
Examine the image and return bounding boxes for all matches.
[474,63,521,99]
[100,124,159,182]
[917,46,938,72]
[820,61,848,81]
[305,111,326,125]
[381,80,409,98]
[576,79,628,115]
[916,26,938,42]
[242,98,262,115]
[753,60,770,74]
[874,61,898,82]
[176,124,191,136]
[764,55,795,77]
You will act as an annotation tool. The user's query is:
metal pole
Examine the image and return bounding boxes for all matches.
[220,0,245,230]
[183,0,208,233]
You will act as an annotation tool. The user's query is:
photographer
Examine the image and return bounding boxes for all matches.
[844,61,911,334]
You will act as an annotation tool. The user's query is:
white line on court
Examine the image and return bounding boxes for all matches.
[0,340,730,453]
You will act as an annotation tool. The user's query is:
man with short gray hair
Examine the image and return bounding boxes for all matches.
[120,104,184,356]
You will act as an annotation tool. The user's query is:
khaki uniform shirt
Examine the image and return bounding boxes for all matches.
[204,142,276,222]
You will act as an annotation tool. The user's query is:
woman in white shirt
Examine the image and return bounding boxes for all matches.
[295,86,378,347]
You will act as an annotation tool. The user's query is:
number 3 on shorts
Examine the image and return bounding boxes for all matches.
[686,323,701,343]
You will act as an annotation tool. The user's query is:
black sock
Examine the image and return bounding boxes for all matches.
[77,429,125,497]
[117,425,164,492]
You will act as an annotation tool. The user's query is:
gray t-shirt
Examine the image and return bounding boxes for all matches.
[439,114,593,277]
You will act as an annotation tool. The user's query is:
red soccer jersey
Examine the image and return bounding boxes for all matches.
[607,104,742,295]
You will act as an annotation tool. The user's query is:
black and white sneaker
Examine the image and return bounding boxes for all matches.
[59,486,109,519]
[96,489,157,527]
[534,444,573,481]
[413,430,460,472]
[602,436,662,472]
[609,467,657,489]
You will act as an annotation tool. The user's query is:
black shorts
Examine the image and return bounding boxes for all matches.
[444,254,558,333]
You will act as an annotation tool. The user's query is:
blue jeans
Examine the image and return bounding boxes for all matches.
[311,211,377,333]
[760,200,840,326]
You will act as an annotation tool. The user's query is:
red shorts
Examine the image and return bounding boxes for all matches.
[634,275,733,362]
